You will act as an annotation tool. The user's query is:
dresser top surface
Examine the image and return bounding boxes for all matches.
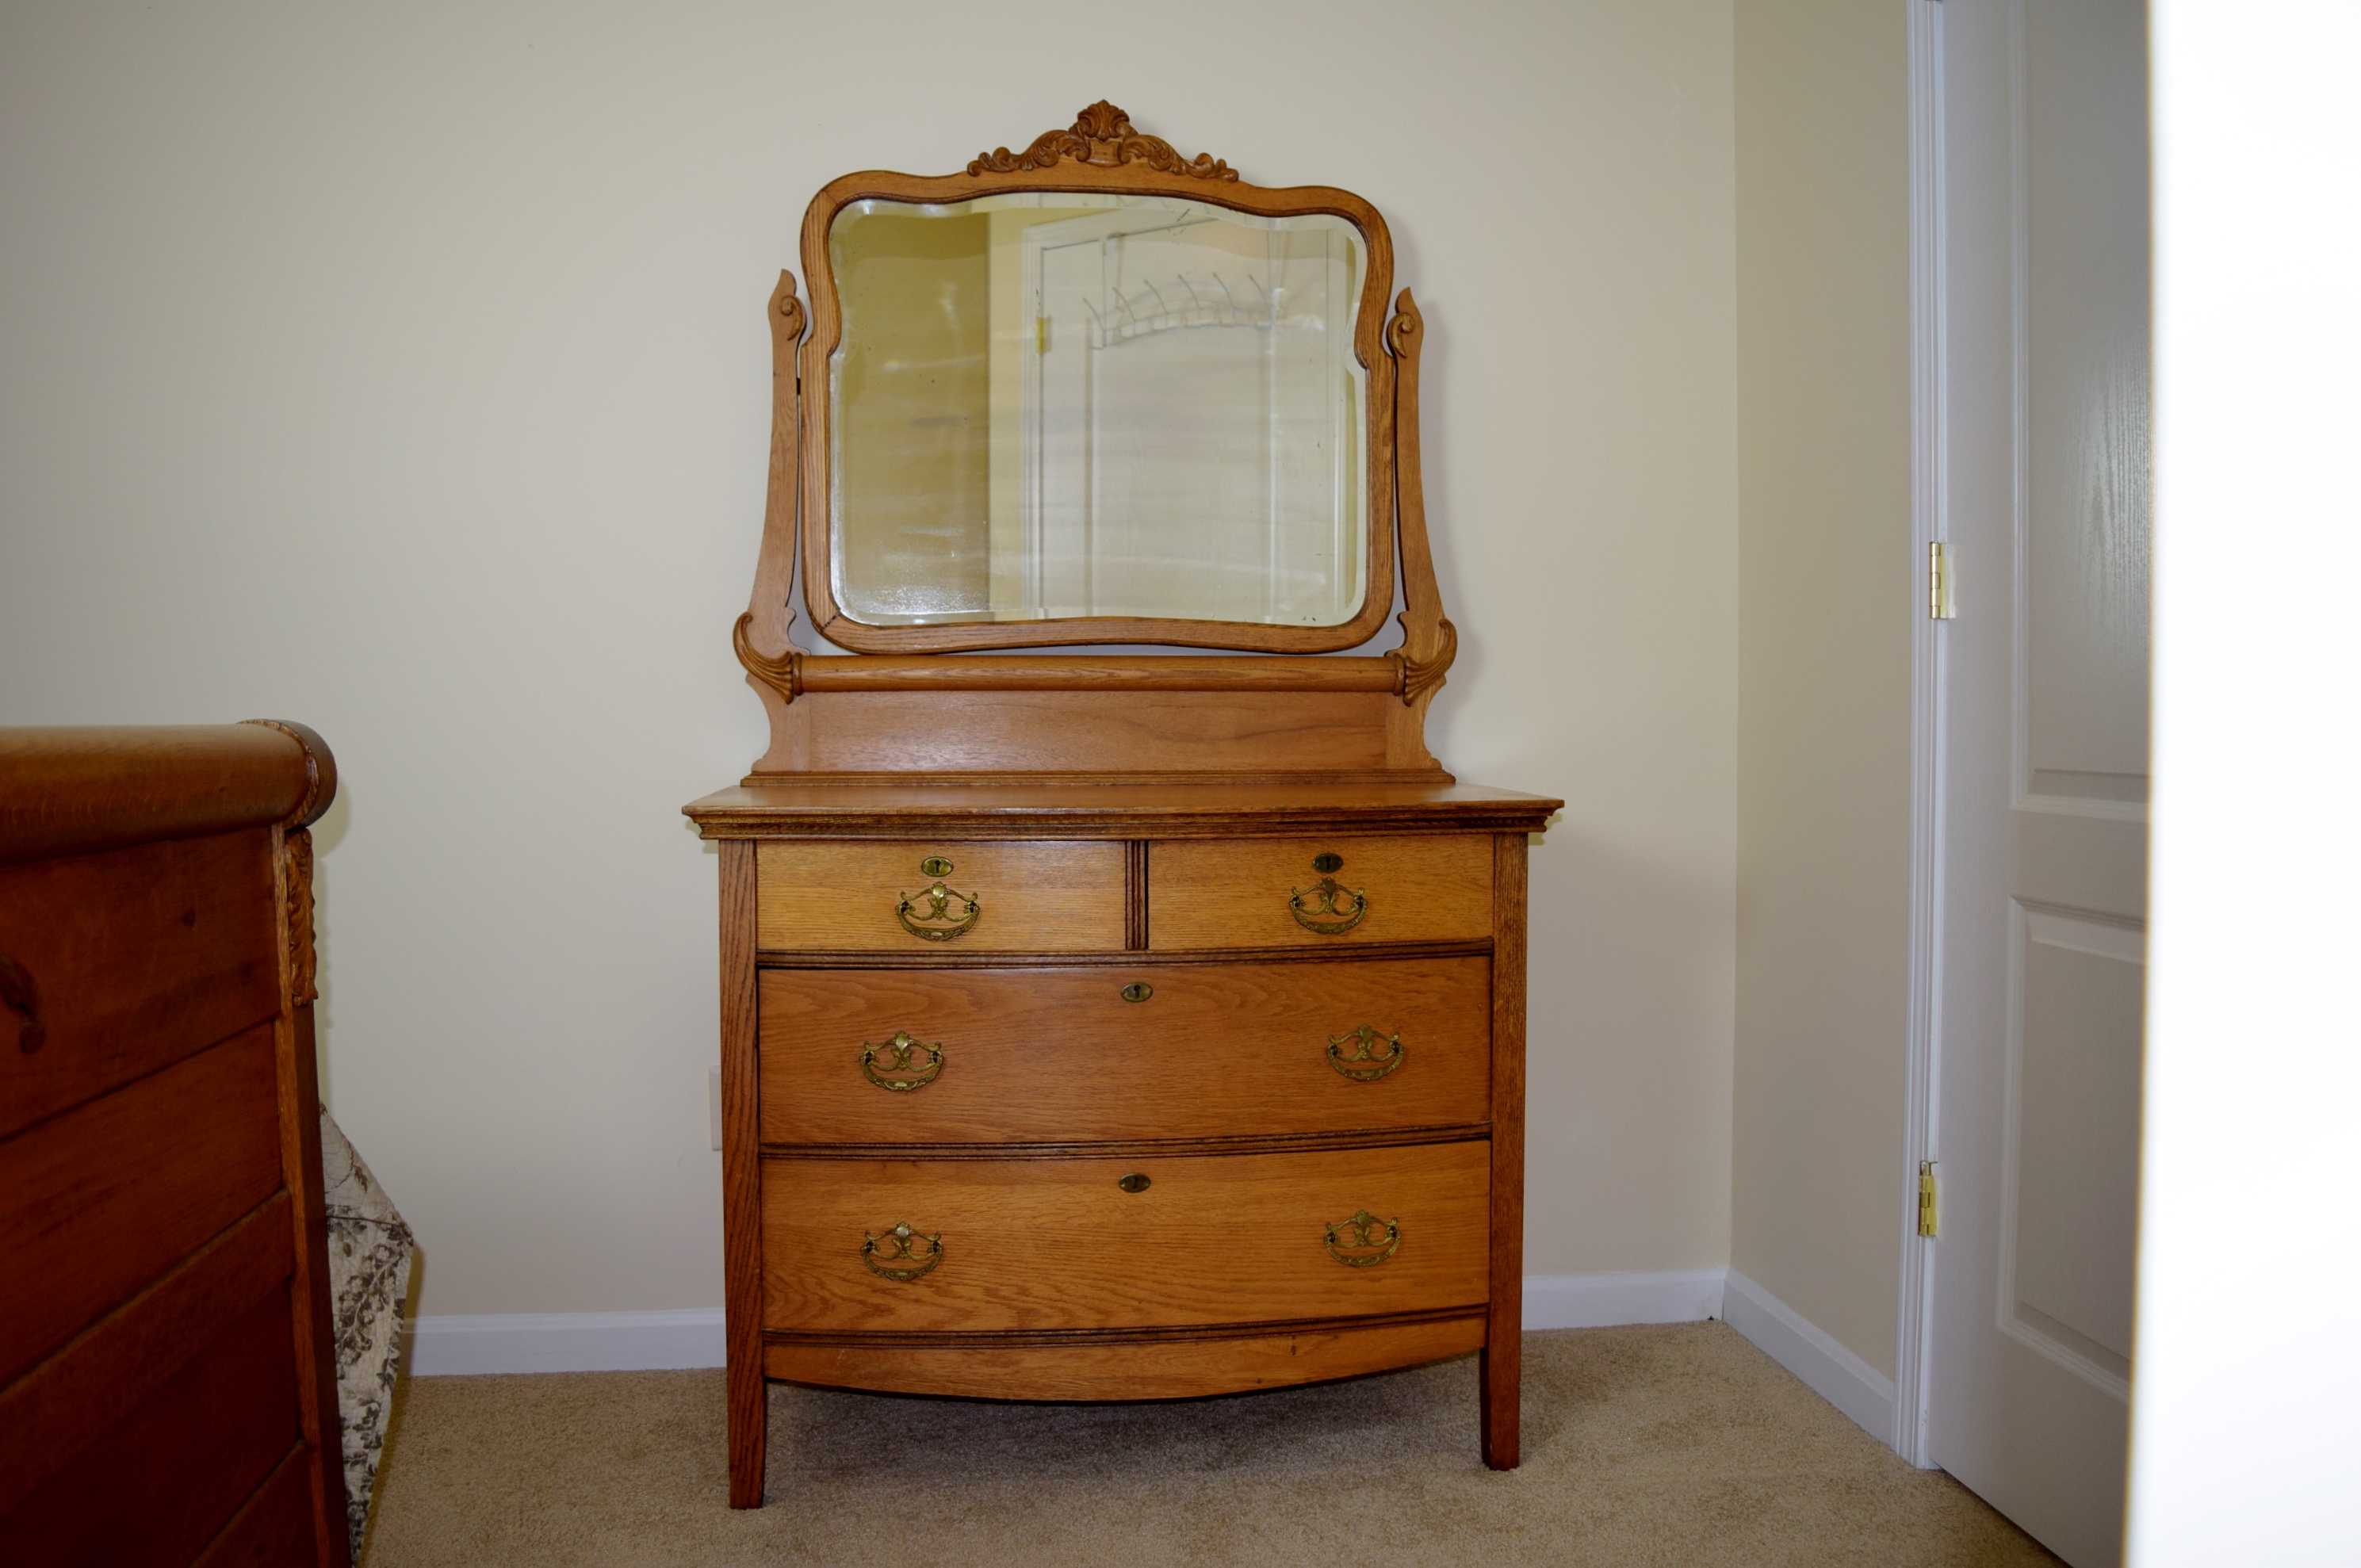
[684,779,1561,839]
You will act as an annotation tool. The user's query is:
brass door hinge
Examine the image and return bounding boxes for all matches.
[1928,542,1956,620]
[1917,1161,1940,1237]
[1036,316,1050,355]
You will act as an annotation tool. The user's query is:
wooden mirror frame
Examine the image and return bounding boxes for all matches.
[733,103,1456,782]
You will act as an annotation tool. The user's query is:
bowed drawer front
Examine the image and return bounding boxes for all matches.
[1147,835,1494,950]
[760,1142,1490,1334]
[757,957,1492,1145]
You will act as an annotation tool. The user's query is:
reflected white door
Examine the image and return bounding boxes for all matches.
[1024,209,1363,625]
[1929,2,2151,1565]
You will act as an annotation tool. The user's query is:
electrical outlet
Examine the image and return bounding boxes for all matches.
[709,1066,722,1151]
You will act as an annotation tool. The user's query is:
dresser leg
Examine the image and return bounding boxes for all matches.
[727,1356,767,1508]
[1481,1337,1521,1470]
[1483,832,1528,1471]
[718,838,767,1507]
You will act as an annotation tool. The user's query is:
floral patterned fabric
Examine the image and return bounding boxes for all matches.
[322,1113,414,1561]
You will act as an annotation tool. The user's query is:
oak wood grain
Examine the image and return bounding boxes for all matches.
[790,690,1402,777]
[1148,834,1493,950]
[795,656,1402,692]
[755,939,1490,970]
[0,1289,298,1566]
[719,841,767,1510]
[763,1313,1483,1401]
[691,779,1559,839]
[0,1191,292,1520]
[0,828,280,1141]
[757,958,1490,1144]
[762,1141,1487,1334]
[0,1022,283,1388]
[756,839,1125,953]
[1483,832,1529,1470]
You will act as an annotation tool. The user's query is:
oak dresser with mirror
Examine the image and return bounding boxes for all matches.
[685,102,1559,1507]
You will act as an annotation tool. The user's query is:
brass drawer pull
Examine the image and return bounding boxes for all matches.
[0,952,43,1054]
[896,880,981,942]
[859,1032,943,1092]
[1118,1172,1151,1193]
[1288,878,1368,935]
[1324,1210,1401,1268]
[863,1222,943,1282]
[1327,1025,1405,1081]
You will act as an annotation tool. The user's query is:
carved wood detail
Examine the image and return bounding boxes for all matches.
[735,611,802,707]
[970,101,1237,182]
[1384,290,1456,714]
[742,272,810,759]
[1391,619,1459,706]
[282,828,318,1006]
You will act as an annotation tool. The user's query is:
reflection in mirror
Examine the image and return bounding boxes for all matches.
[829,193,1368,628]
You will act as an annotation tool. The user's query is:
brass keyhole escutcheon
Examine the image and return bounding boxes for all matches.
[1118,1172,1151,1193]
[1311,852,1344,874]
[920,855,955,878]
[1120,982,1153,1003]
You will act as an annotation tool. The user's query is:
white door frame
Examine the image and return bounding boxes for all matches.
[1896,0,1946,1470]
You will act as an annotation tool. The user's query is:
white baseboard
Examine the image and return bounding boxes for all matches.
[403,1309,725,1376]
[1520,1268,1728,1329]
[1720,1268,1896,1444]
[402,1272,1728,1377]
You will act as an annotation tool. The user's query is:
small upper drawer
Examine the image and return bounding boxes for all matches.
[756,841,1126,953]
[1148,835,1493,950]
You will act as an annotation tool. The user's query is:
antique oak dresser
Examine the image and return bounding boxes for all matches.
[0,722,350,1566]
[685,104,1559,1507]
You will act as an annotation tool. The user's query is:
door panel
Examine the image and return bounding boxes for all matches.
[2009,911,2142,1383]
[1930,2,2151,1564]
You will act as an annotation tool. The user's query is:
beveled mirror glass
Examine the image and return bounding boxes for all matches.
[828,193,1369,629]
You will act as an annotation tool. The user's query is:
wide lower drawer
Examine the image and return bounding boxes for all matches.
[757,840,1126,953]
[1148,835,1494,950]
[758,957,1491,1144]
[761,1141,1489,1334]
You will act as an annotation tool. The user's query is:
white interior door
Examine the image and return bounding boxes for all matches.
[1927,2,2151,1565]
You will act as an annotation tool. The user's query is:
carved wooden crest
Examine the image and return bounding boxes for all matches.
[970,100,1238,182]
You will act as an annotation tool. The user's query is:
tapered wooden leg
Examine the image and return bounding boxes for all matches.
[1480,1337,1521,1470]
[1484,833,1529,1471]
[719,840,767,1507]
[726,1340,766,1508]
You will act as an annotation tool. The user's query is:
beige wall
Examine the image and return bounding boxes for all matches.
[1730,0,1915,1376]
[0,1,1739,1314]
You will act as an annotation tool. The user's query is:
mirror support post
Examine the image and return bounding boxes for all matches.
[1384,290,1456,769]
[739,271,812,771]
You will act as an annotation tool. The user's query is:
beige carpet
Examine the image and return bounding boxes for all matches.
[362,1323,2060,1566]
